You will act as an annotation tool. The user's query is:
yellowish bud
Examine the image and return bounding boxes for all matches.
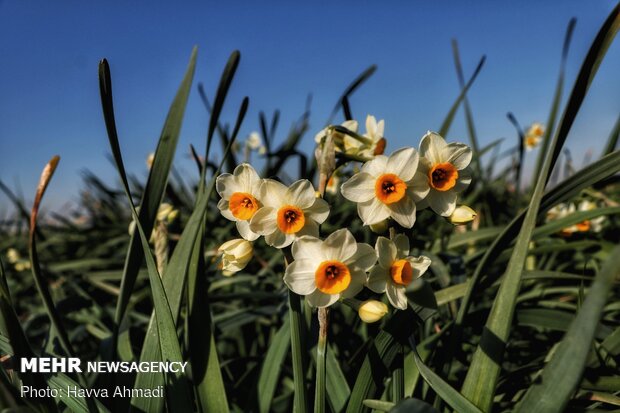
[6,248,20,264]
[369,219,389,234]
[448,205,477,225]
[358,300,388,323]
[218,239,253,275]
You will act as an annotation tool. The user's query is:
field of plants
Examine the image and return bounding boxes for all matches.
[1,5,619,413]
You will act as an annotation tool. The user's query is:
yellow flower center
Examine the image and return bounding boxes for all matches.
[532,125,544,136]
[277,205,305,234]
[525,136,539,148]
[429,162,458,192]
[229,192,259,220]
[390,259,413,286]
[375,173,407,204]
[373,138,387,155]
[315,260,351,294]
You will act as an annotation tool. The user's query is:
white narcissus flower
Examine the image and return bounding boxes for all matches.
[417,132,472,217]
[246,132,262,150]
[249,179,329,248]
[344,115,386,157]
[314,120,359,150]
[340,147,429,228]
[284,229,376,307]
[524,122,545,150]
[216,163,263,241]
[367,235,431,310]
[218,238,253,276]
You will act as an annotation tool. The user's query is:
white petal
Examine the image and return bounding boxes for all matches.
[347,242,377,271]
[216,173,235,199]
[340,268,366,298]
[292,236,325,261]
[365,115,377,137]
[360,155,388,177]
[218,198,236,221]
[386,147,418,181]
[284,259,318,295]
[286,180,316,209]
[305,198,330,224]
[385,283,408,310]
[388,197,416,228]
[416,197,430,211]
[367,265,388,293]
[408,255,432,279]
[297,218,320,239]
[406,169,431,202]
[419,131,447,164]
[259,179,287,208]
[249,207,277,235]
[427,191,457,217]
[375,236,396,268]
[340,172,376,203]
[236,220,259,241]
[342,119,359,133]
[443,143,472,170]
[324,229,357,262]
[393,234,410,258]
[306,289,340,308]
[454,167,472,193]
[358,198,390,226]
[265,230,291,248]
[234,163,261,193]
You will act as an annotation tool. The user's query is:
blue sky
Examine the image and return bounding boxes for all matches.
[1,1,619,212]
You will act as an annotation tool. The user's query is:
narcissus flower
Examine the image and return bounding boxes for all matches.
[216,163,263,241]
[314,120,359,150]
[524,122,545,150]
[358,299,389,323]
[250,179,329,248]
[344,115,387,157]
[547,200,605,235]
[246,132,262,150]
[448,205,477,225]
[284,229,376,307]
[417,132,472,217]
[218,238,253,276]
[367,235,431,310]
[340,147,429,228]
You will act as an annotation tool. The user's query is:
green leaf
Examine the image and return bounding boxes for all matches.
[388,398,439,413]
[602,114,620,156]
[100,48,198,343]
[438,55,485,138]
[461,7,620,409]
[288,291,310,413]
[258,318,291,413]
[515,245,620,412]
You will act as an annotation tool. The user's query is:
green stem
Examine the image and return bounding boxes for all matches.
[289,290,309,413]
[315,308,328,413]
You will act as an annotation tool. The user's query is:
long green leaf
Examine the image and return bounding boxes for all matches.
[515,245,620,412]
[104,48,198,344]
[461,7,620,410]
[602,114,620,156]
[258,318,291,413]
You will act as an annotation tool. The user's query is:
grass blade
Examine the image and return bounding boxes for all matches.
[515,245,620,412]
[461,7,620,410]
[258,318,291,413]
[602,114,620,156]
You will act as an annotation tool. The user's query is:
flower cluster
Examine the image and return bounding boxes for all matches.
[216,118,474,316]
[546,200,605,235]
[524,122,545,150]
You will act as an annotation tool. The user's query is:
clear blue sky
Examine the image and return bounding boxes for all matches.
[1,1,619,212]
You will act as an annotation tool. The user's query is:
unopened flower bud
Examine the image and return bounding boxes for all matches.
[358,300,388,323]
[218,239,253,275]
[448,205,477,225]
[369,219,389,234]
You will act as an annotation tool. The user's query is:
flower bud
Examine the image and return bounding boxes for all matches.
[358,300,388,323]
[448,205,477,225]
[246,132,262,150]
[218,239,253,275]
[369,219,389,234]
[6,248,20,264]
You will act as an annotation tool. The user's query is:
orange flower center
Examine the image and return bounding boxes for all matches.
[390,259,413,286]
[576,220,591,232]
[277,205,305,234]
[315,260,351,294]
[525,136,539,148]
[375,173,407,204]
[373,138,386,155]
[532,125,544,136]
[429,162,458,192]
[229,192,259,220]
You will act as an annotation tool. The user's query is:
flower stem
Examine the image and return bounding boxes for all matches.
[315,307,328,413]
